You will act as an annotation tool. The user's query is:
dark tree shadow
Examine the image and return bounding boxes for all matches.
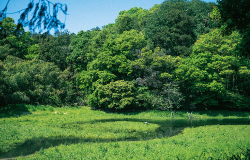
[0,118,250,159]
[102,109,250,118]
[194,110,250,118]
[0,104,31,118]
[100,108,148,115]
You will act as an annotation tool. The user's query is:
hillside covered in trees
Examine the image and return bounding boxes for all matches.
[1,0,250,111]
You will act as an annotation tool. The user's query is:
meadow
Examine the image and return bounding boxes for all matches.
[0,105,250,159]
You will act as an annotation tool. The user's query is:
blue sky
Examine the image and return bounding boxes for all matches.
[1,0,217,34]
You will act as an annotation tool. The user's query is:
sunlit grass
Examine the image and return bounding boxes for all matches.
[0,105,250,159]
[14,125,250,160]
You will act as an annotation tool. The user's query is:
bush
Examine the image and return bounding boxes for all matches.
[136,82,183,111]
[1,56,75,107]
[88,80,138,110]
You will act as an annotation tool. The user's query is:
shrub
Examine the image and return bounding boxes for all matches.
[1,56,75,107]
[88,80,138,110]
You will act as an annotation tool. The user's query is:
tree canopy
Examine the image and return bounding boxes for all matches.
[1,0,250,111]
[217,0,250,32]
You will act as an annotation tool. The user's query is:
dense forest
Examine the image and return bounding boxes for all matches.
[1,0,250,111]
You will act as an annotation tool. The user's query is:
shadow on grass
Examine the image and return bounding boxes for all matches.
[103,109,250,118]
[0,104,31,118]
[1,118,250,159]
[101,109,147,116]
[194,110,250,118]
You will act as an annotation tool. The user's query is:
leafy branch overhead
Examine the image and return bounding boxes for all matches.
[1,0,68,33]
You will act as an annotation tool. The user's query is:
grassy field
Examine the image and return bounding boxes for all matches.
[0,105,250,159]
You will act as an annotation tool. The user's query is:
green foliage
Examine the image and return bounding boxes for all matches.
[76,70,117,94]
[217,0,250,32]
[175,29,250,109]
[24,44,39,59]
[32,31,73,71]
[0,43,15,60]
[144,0,219,56]
[137,82,183,111]
[2,0,250,112]
[193,29,242,56]
[133,47,181,85]
[76,30,147,109]
[217,0,250,57]
[103,29,146,60]
[131,47,183,110]
[210,6,221,22]
[189,0,219,38]
[88,80,138,110]
[0,17,17,39]
[67,29,103,72]
[144,0,196,56]
[115,15,133,34]
[88,52,132,77]
[237,28,250,58]
[0,60,6,106]
[148,4,161,13]
[0,17,34,60]
[115,7,149,32]
[1,56,75,107]
[132,47,181,89]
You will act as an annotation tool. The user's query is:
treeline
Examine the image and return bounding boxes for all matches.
[1,0,250,111]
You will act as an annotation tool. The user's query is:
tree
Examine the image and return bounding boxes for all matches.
[76,29,146,93]
[88,80,138,110]
[67,29,101,72]
[132,47,183,110]
[132,47,181,89]
[75,30,147,110]
[1,56,75,107]
[217,0,250,57]
[192,29,242,56]
[115,15,134,34]
[0,17,34,60]
[189,0,219,37]
[144,0,196,56]
[175,29,250,110]
[34,30,73,70]
[217,0,250,32]
[102,29,146,61]
[0,60,7,107]
[115,7,149,32]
